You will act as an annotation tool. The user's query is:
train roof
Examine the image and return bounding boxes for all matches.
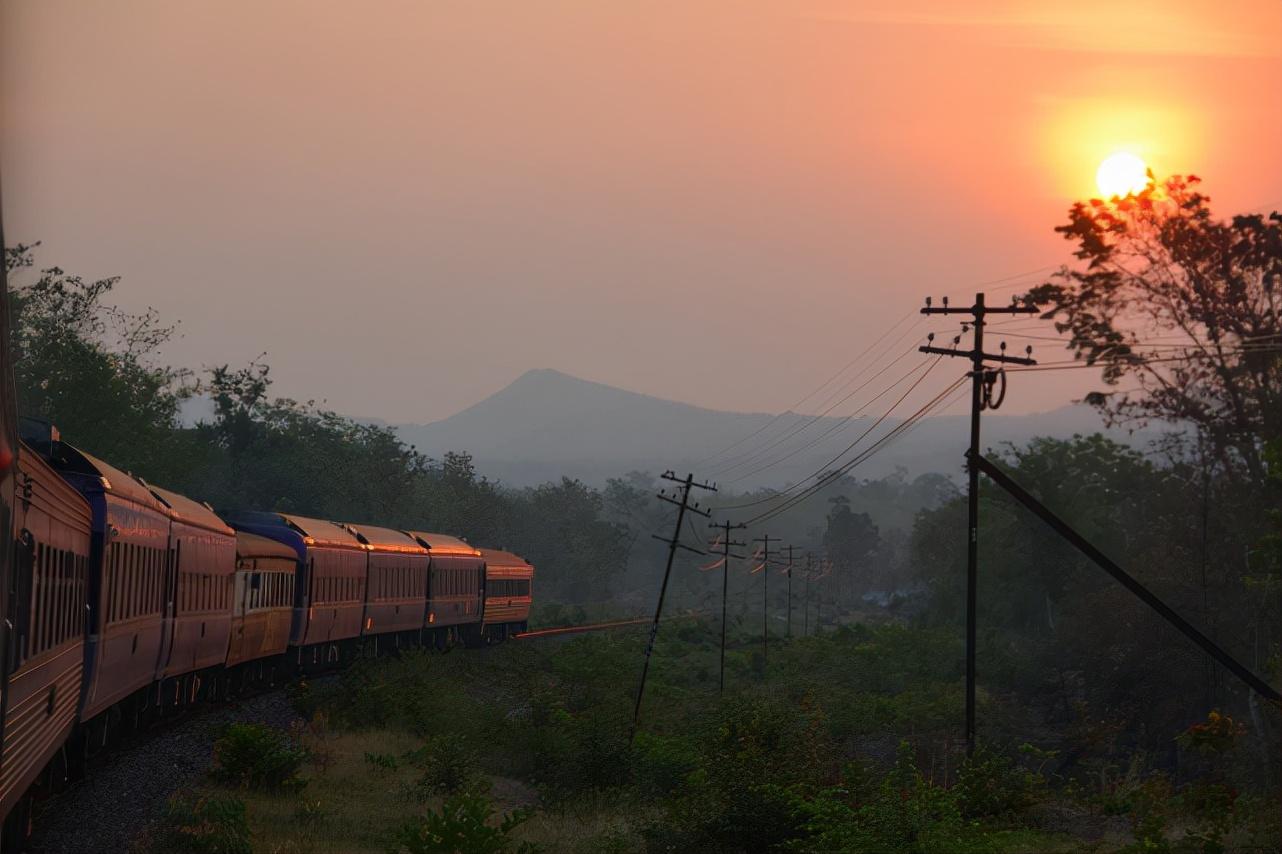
[57,444,167,511]
[149,485,234,536]
[235,531,299,561]
[343,523,427,554]
[406,531,481,557]
[477,548,533,570]
[231,511,364,551]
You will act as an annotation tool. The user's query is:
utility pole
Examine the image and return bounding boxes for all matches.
[752,533,777,667]
[779,544,798,639]
[632,471,714,740]
[802,552,813,636]
[920,292,1037,756]
[709,519,746,695]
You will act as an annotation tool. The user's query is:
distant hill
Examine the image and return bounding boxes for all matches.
[393,368,1161,488]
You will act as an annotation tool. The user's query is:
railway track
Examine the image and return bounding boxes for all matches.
[512,616,651,639]
[514,610,706,640]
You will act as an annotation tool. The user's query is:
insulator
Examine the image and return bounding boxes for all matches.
[927,332,935,342]
[925,296,933,307]
[1000,341,1007,350]
[1026,345,1033,355]
[942,296,950,307]
[953,335,961,345]
[961,323,969,333]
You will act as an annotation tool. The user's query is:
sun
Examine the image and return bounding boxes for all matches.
[1096,152,1150,198]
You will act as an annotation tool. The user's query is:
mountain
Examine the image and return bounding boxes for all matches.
[393,368,1158,488]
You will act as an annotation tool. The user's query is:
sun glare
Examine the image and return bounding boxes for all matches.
[1096,152,1150,198]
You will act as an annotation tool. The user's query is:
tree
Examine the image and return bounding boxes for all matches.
[822,496,880,595]
[4,242,192,479]
[1030,176,1282,480]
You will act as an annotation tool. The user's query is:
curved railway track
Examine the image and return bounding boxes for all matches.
[25,614,668,851]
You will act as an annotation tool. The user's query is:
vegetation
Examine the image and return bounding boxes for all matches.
[145,623,1276,852]
[210,723,308,792]
[9,174,1281,850]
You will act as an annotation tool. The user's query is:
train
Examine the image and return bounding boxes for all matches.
[0,421,534,845]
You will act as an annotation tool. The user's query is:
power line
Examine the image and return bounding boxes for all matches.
[717,342,931,483]
[692,309,919,469]
[706,315,931,475]
[718,356,946,512]
[743,372,967,526]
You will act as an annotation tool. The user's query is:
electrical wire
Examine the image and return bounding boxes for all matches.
[706,315,932,476]
[692,309,919,469]
[744,373,968,526]
[717,357,947,512]
[713,338,926,480]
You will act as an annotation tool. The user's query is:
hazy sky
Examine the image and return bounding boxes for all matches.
[4,1,1281,423]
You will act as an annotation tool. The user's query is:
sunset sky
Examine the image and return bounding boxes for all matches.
[3,1,1281,423]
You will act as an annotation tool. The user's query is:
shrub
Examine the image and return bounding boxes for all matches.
[410,736,486,798]
[630,731,699,797]
[953,744,1047,819]
[210,723,307,792]
[389,792,541,854]
[151,792,252,854]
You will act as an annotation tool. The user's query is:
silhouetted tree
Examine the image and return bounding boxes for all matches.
[822,496,880,596]
[1030,176,1282,480]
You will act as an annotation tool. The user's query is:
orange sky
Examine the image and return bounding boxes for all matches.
[3,0,1280,423]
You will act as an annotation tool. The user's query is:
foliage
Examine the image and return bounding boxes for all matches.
[388,792,541,854]
[1029,176,1282,479]
[151,792,252,854]
[823,496,881,596]
[953,744,1048,819]
[210,723,307,792]
[1176,710,1245,755]
[4,242,192,480]
[411,736,486,798]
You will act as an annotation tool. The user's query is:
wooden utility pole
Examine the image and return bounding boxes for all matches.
[709,519,746,694]
[802,552,813,636]
[632,471,714,740]
[919,292,1037,756]
[752,534,777,667]
[779,544,798,639]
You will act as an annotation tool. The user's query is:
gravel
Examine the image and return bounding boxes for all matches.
[28,690,303,854]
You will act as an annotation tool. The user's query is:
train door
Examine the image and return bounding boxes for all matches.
[155,538,180,682]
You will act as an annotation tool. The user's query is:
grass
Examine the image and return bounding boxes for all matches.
[139,619,1279,854]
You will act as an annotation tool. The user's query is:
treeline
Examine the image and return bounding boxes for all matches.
[3,240,953,611]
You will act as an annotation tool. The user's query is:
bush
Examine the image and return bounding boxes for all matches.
[210,723,307,792]
[787,742,995,854]
[953,744,1047,819]
[410,736,485,798]
[389,792,541,854]
[151,792,252,854]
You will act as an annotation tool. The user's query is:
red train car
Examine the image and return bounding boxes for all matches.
[228,512,366,666]
[478,548,533,641]
[226,532,296,671]
[405,532,483,645]
[49,446,169,723]
[0,444,91,825]
[148,486,235,696]
[344,524,428,642]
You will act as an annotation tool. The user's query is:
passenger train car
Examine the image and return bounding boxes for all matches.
[0,428,536,845]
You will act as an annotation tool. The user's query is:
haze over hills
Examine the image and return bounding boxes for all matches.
[393,369,1159,488]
